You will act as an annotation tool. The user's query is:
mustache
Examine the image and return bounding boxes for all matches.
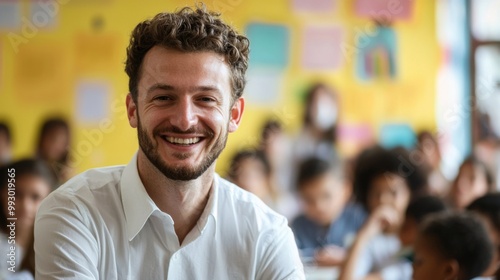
[153,126,215,138]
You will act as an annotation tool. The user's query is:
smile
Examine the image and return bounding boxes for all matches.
[163,136,201,145]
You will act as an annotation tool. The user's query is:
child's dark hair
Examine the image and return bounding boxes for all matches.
[419,212,493,280]
[0,121,11,143]
[467,193,500,235]
[457,155,494,191]
[227,149,270,181]
[352,146,428,210]
[0,159,55,229]
[405,195,448,224]
[296,157,343,191]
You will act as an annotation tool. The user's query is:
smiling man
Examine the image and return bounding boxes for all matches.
[34,6,304,280]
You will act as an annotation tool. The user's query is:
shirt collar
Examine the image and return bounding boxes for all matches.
[120,152,220,241]
[120,152,158,241]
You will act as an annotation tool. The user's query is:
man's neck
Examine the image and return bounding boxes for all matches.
[136,151,214,245]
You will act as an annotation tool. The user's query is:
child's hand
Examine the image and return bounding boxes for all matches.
[362,205,400,237]
[314,245,346,267]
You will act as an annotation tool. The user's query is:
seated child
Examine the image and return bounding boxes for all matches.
[412,212,493,280]
[227,149,274,205]
[467,193,500,279]
[291,157,366,266]
[372,195,448,280]
[449,156,494,210]
[339,146,428,280]
[0,159,55,279]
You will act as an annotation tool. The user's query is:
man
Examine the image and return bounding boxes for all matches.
[34,6,304,280]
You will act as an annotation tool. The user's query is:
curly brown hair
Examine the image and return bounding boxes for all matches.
[125,5,250,103]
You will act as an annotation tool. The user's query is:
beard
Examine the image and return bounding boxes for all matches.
[137,115,228,181]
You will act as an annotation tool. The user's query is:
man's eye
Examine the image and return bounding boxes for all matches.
[200,97,215,102]
[154,96,172,101]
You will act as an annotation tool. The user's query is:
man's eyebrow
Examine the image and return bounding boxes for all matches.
[147,83,175,94]
[147,84,222,94]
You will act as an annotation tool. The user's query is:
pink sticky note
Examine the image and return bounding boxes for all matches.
[293,0,336,12]
[302,25,344,70]
[355,0,414,20]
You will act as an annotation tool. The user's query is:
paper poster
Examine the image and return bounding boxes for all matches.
[355,26,397,81]
[355,0,414,20]
[75,33,121,75]
[14,43,71,104]
[293,0,336,12]
[76,80,111,123]
[30,0,59,29]
[0,2,21,29]
[302,25,344,70]
[337,123,375,156]
[245,23,289,69]
[244,68,282,105]
[379,123,416,149]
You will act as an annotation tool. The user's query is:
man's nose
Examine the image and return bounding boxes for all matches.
[170,98,197,131]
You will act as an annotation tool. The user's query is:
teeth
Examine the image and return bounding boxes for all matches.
[165,137,200,145]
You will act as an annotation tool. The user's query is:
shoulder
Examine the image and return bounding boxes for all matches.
[216,176,289,231]
[38,165,125,217]
[342,202,368,221]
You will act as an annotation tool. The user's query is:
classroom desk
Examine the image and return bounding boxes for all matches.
[304,266,339,280]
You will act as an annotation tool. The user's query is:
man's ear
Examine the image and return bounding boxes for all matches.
[228,97,245,133]
[126,94,138,128]
[443,260,460,280]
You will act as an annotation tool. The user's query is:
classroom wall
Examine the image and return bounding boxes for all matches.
[0,0,439,176]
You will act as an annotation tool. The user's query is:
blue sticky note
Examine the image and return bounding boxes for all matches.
[380,123,416,149]
[246,23,289,69]
[0,2,21,29]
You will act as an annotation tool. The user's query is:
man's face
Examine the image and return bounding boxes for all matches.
[126,46,244,181]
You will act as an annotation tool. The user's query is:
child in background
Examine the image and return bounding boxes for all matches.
[291,157,366,266]
[371,195,448,280]
[449,156,494,210]
[467,193,500,279]
[35,117,72,186]
[0,159,55,279]
[339,146,427,280]
[0,122,12,167]
[412,212,493,280]
[227,149,275,206]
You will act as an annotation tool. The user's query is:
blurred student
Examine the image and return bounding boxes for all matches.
[0,122,13,167]
[227,149,274,205]
[449,155,494,210]
[467,193,500,279]
[417,131,449,196]
[412,212,493,280]
[258,118,299,219]
[291,157,366,266]
[0,159,54,279]
[293,83,339,162]
[367,195,448,280]
[35,117,72,185]
[339,146,427,280]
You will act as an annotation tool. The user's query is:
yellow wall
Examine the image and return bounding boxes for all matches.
[0,0,439,176]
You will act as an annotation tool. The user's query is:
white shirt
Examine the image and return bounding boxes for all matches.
[34,153,304,280]
[354,234,402,280]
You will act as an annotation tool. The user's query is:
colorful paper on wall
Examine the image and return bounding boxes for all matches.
[379,123,416,149]
[30,0,59,29]
[246,23,289,69]
[14,43,71,104]
[302,25,344,70]
[355,26,397,80]
[293,0,336,12]
[244,68,282,105]
[75,33,121,75]
[76,80,111,123]
[355,0,414,20]
[0,2,21,29]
